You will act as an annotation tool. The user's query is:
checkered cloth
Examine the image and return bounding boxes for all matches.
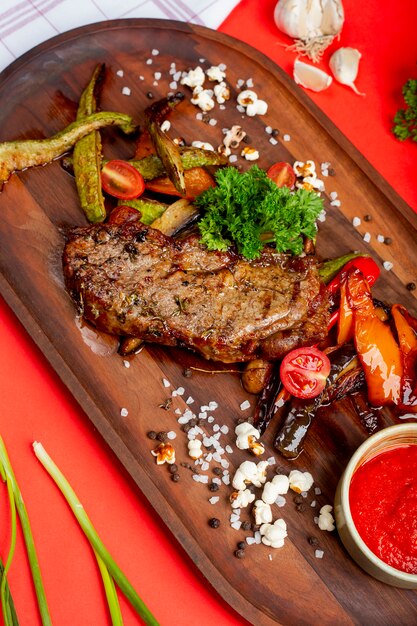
[0,0,241,73]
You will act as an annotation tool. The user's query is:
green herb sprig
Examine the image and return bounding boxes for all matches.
[392,78,417,142]
[195,166,323,259]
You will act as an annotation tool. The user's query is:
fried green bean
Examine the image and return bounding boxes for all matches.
[73,64,106,223]
[0,111,137,186]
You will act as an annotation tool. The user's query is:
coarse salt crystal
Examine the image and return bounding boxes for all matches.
[163,378,170,388]
[315,549,324,559]
[283,134,291,142]
[222,474,230,485]
[120,407,128,417]
[230,513,240,523]
[311,500,316,507]
[219,63,227,71]
[352,217,361,227]
[377,234,385,243]
[330,199,341,207]
[209,496,220,504]
[383,261,394,271]
[192,474,201,482]
[225,445,233,454]
[199,474,209,484]
[254,531,262,544]
[116,69,124,77]
[196,112,203,120]
[220,425,229,435]
[139,75,145,80]
[363,232,371,243]
[246,77,254,87]
[152,49,159,55]
[167,431,177,440]
[236,104,245,113]
[208,401,218,410]
[231,521,242,530]
[122,86,131,96]
[176,387,185,396]
[246,536,256,545]
[201,461,209,471]
[267,456,276,465]
[208,416,215,423]
[237,79,245,87]
[213,424,220,432]
[212,477,221,485]
[240,400,251,411]
[199,411,207,419]
[329,191,338,200]
[209,118,217,126]
[174,71,182,81]
[275,495,286,507]
[200,58,206,63]
[229,154,238,163]
[269,137,278,145]
[123,360,130,368]
[219,104,226,110]
[268,554,273,561]
[221,459,229,469]
[175,408,182,416]
[146,59,152,65]
[265,126,273,134]
[186,396,194,405]
[315,487,322,495]
[169,81,178,90]
[153,81,158,87]
[154,71,162,80]
[314,516,319,524]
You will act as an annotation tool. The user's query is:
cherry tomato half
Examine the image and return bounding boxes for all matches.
[101,160,145,200]
[280,347,331,399]
[267,162,296,189]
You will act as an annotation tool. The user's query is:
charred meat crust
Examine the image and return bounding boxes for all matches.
[63,221,329,363]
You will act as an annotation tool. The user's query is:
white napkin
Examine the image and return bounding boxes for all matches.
[0,0,241,73]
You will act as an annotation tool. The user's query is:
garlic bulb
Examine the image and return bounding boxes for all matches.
[329,47,365,95]
[293,59,332,92]
[274,0,344,62]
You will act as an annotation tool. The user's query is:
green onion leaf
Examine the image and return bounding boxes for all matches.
[33,442,159,626]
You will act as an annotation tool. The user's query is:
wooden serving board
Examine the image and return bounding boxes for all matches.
[0,19,416,626]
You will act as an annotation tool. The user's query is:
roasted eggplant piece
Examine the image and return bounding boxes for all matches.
[274,344,365,459]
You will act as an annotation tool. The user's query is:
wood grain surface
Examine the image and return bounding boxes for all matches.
[0,19,416,626]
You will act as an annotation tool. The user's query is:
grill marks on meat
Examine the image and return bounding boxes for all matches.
[63,221,329,363]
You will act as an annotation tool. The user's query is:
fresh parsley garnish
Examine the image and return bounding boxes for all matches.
[195,166,323,259]
[392,78,417,142]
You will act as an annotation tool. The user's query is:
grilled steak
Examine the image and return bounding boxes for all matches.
[63,218,329,363]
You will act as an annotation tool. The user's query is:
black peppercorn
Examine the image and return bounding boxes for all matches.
[293,495,304,504]
[183,367,192,377]
[209,482,219,492]
[146,91,154,99]
[147,431,157,440]
[237,541,246,550]
[296,503,306,512]
[209,518,220,529]
[213,467,222,476]
[182,424,191,434]
[156,431,168,442]
[327,167,336,176]
[364,214,372,222]
[271,128,280,137]
[171,473,180,482]
[384,237,392,245]
[308,536,319,546]
[169,464,178,474]
[234,549,245,559]
[252,524,260,532]
[241,521,252,531]
[406,282,416,291]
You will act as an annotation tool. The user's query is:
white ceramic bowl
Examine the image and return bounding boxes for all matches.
[334,423,417,589]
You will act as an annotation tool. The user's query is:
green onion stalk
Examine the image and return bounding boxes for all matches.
[0,436,52,626]
[33,442,160,626]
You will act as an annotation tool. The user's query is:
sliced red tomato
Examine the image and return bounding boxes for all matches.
[280,347,331,399]
[101,160,145,200]
[267,162,296,189]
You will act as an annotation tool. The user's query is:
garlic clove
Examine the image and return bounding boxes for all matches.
[329,47,365,96]
[293,59,332,92]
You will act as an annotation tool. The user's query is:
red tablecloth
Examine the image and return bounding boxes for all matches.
[0,1,416,625]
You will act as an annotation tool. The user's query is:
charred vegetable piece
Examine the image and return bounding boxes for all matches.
[274,344,363,458]
[0,112,136,186]
[145,95,186,196]
[117,197,168,225]
[242,359,274,395]
[145,167,215,200]
[150,198,199,236]
[73,64,106,223]
[347,269,403,406]
[253,363,283,435]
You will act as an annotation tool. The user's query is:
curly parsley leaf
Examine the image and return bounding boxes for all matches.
[392,79,417,142]
[195,166,323,259]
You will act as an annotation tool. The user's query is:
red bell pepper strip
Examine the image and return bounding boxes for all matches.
[391,304,417,412]
[337,277,354,345]
[347,269,403,407]
[327,256,380,296]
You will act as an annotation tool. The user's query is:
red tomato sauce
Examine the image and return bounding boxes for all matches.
[349,444,417,574]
